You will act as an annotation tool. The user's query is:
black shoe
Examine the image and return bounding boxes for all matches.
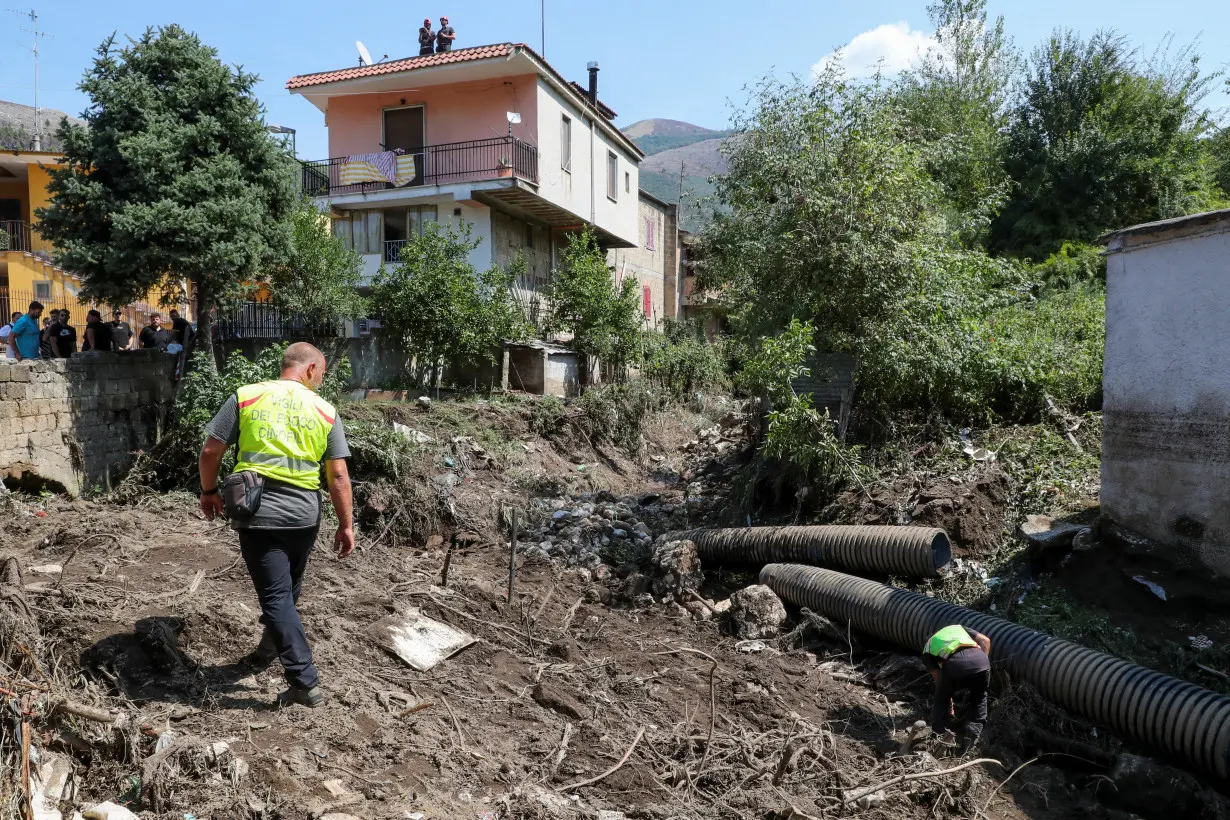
[277,685,327,708]
[244,629,278,667]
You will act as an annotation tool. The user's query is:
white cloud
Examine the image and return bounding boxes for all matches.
[813,21,938,80]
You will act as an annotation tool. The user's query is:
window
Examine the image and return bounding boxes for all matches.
[34,282,51,301]
[607,152,618,201]
[561,115,572,172]
[645,217,656,251]
[625,172,630,193]
[525,223,535,249]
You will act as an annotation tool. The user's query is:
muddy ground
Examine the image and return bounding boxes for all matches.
[1,399,1227,820]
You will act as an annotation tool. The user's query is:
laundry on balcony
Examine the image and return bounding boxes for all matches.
[338,151,398,186]
[394,154,417,186]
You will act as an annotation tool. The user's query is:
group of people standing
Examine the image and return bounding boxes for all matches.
[418,17,456,55]
[1,301,192,361]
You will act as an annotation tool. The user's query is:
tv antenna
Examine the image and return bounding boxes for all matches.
[9,7,52,150]
[356,40,387,67]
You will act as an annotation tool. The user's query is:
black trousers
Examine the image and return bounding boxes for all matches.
[932,653,990,735]
[238,526,320,689]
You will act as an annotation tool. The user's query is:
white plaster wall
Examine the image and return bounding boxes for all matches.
[439,200,494,272]
[1102,228,1230,575]
[535,80,638,247]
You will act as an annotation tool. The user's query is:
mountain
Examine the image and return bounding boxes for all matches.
[623,119,732,232]
[0,100,84,152]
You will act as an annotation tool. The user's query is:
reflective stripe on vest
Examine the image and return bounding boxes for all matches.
[924,625,977,662]
[233,380,336,491]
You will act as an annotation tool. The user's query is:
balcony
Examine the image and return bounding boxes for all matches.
[0,220,33,253]
[301,137,539,197]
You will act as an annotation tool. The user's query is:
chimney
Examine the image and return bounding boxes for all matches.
[586,61,599,104]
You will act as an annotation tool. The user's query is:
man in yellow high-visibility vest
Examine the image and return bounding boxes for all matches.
[922,624,992,750]
[198,342,354,708]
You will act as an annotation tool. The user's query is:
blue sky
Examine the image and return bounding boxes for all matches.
[2,0,1227,160]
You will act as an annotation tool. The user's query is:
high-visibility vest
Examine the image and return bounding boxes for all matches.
[233,379,336,491]
[924,625,978,662]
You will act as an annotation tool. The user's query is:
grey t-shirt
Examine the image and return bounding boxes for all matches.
[205,388,350,530]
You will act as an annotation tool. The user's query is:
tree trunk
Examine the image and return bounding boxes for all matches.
[193,280,218,372]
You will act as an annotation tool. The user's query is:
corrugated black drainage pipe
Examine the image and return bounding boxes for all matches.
[666,525,951,578]
[760,563,1230,781]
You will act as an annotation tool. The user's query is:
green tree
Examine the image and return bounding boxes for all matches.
[371,222,528,386]
[991,31,1223,257]
[1209,124,1230,198]
[547,229,643,375]
[896,0,1019,233]
[701,68,946,346]
[703,68,1029,420]
[36,26,296,355]
[266,200,367,325]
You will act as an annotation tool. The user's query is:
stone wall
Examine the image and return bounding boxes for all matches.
[0,351,177,496]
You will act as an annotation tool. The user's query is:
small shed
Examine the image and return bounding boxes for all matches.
[1100,208,1230,575]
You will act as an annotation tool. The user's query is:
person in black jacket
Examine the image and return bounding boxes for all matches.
[418,19,435,55]
[83,310,113,352]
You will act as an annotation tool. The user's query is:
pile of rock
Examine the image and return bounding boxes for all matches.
[520,491,688,572]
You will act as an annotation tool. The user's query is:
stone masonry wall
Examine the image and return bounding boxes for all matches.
[0,351,177,496]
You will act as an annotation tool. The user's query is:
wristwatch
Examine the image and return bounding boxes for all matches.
[201,487,220,496]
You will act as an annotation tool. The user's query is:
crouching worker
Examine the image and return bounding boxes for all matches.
[198,342,354,708]
[923,624,992,751]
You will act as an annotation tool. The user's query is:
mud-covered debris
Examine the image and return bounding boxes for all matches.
[729,584,788,640]
[1018,514,1088,550]
[368,609,475,671]
[650,538,703,603]
[532,682,587,721]
[1107,753,1218,818]
[82,802,139,820]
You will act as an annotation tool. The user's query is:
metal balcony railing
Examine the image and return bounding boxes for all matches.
[0,220,33,253]
[384,239,409,263]
[300,136,539,197]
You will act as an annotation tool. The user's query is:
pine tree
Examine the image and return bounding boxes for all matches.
[36,25,296,355]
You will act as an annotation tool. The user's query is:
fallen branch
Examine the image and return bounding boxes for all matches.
[441,695,467,753]
[842,758,1002,806]
[55,700,123,726]
[557,726,646,792]
[549,722,574,776]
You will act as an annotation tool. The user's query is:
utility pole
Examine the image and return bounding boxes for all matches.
[9,8,51,151]
[541,0,546,55]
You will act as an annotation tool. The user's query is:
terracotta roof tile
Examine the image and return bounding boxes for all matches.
[286,43,519,90]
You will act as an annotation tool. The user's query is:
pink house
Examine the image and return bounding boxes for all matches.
[287,43,644,301]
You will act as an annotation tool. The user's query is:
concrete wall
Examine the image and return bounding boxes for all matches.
[1102,223,1230,575]
[535,80,639,247]
[0,351,177,496]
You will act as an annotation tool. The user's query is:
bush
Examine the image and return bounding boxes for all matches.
[982,281,1105,417]
[574,382,663,453]
[1027,242,1106,290]
[641,319,729,399]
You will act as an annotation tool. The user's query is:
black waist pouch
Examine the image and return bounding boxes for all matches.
[223,470,265,520]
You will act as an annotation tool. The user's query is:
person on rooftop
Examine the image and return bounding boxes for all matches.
[419,18,436,55]
[436,17,456,52]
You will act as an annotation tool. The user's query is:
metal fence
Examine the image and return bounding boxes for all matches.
[0,220,34,253]
[213,296,341,340]
[300,136,539,197]
[0,287,164,336]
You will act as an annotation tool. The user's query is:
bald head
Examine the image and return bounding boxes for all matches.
[281,342,327,389]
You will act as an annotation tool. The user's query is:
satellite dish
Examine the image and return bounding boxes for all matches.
[506,112,522,124]
[357,40,373,66]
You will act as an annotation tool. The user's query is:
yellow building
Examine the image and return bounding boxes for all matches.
[0,148,188,330]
